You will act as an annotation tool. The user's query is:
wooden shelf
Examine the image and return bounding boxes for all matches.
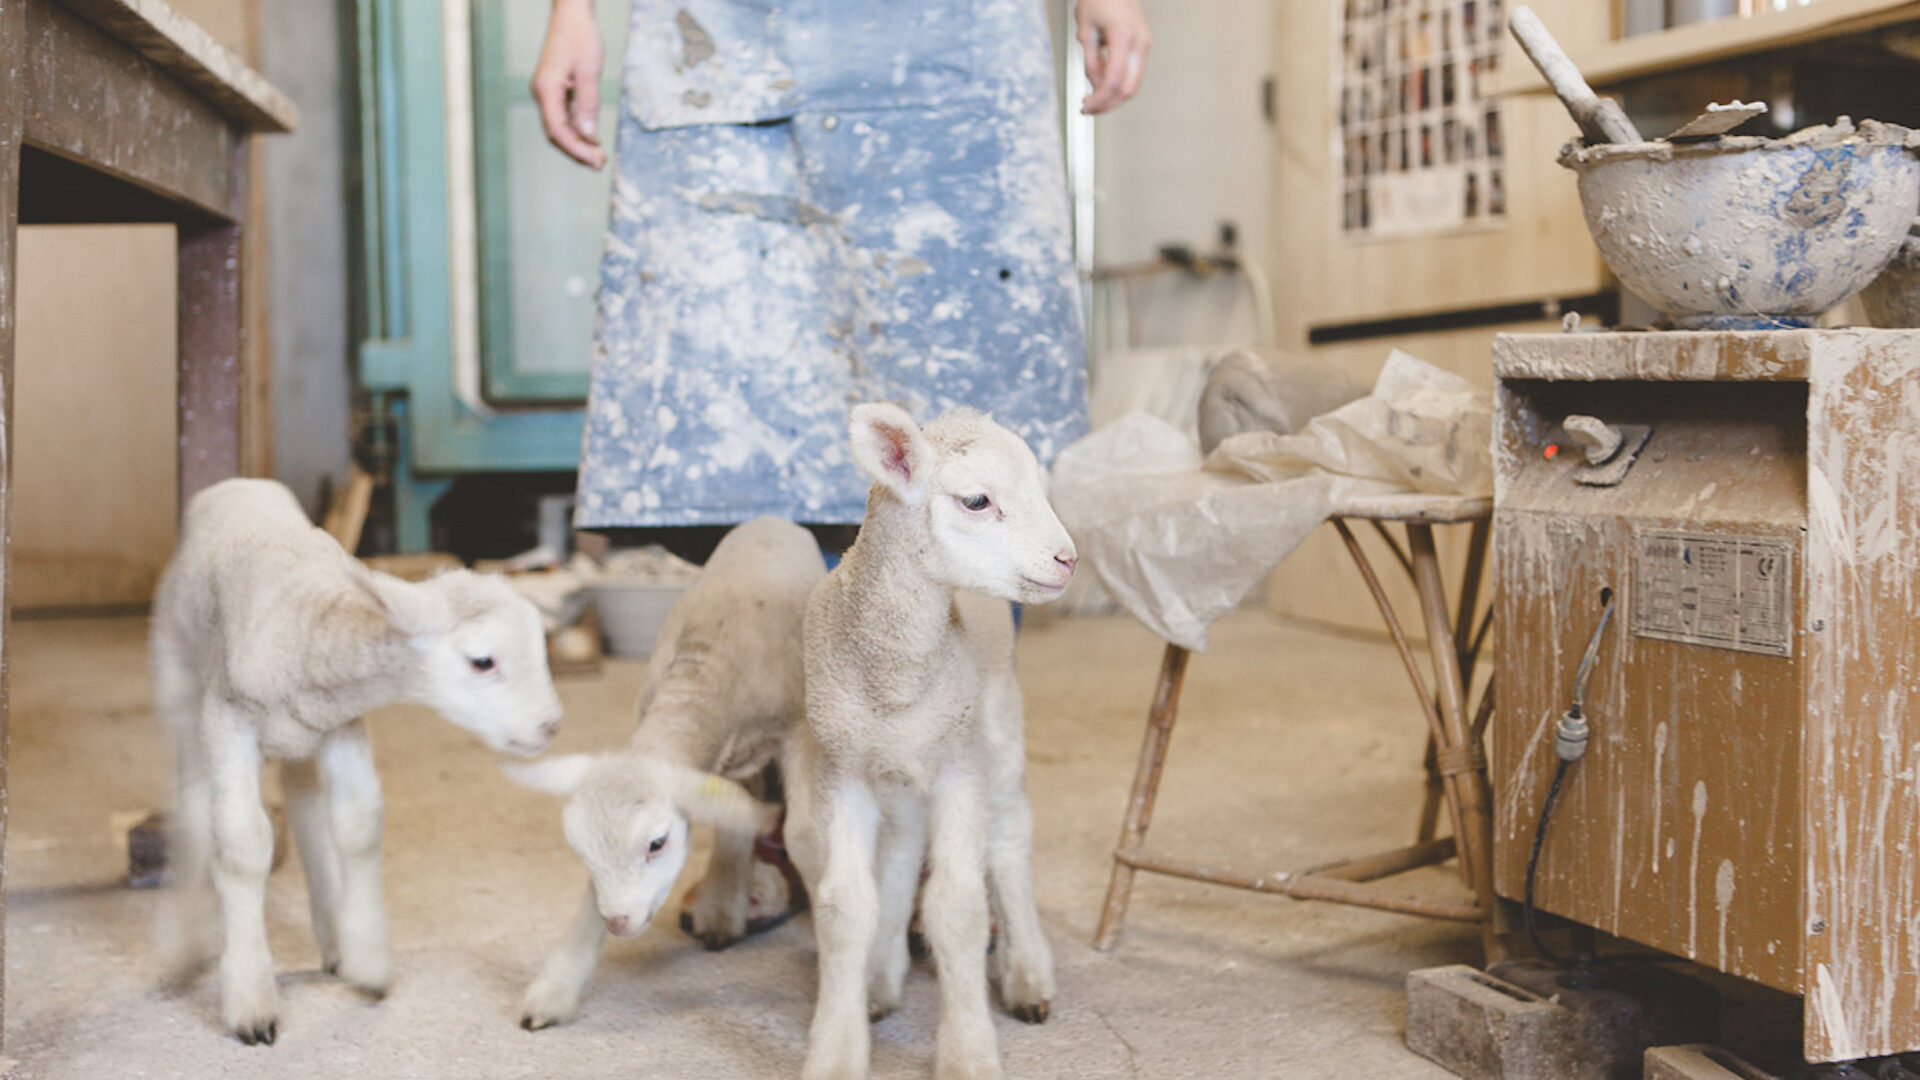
[1492,0,1920,97]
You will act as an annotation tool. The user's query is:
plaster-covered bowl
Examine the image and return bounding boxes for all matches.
[1562,120,1920,329]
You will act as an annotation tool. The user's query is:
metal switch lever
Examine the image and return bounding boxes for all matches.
[1560,414,1653,488]
[1563,414,1623,464]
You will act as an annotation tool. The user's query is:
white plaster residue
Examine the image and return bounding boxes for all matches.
[1715,859,1736,966]
[1808,465,1851,562]
[1813,963,1865,1063]
[1688,780,1707,955]
[1612,787,1626,929]
[890,202,963,253]
[1651,721,1668,872]
[1677,481,1719,516]
[1502,710,1559,831]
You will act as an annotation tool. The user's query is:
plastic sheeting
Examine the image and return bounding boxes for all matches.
[1051,350,1492,651]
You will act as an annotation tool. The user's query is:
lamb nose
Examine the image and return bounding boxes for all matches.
[1054,552,1077,570]
[539,718,562,740]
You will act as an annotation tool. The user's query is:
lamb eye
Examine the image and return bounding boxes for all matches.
[959,494,991,512]
[468,656,496,673]
[647,835,668,855]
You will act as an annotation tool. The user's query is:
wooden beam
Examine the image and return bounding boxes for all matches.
[0,0,23,1054]
[1494,0,1920,95]
[56,0,294,132]
[22,0,241,221]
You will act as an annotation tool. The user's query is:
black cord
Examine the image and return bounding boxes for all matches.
[1524,757,1575,967]
[1524,752,1673,972]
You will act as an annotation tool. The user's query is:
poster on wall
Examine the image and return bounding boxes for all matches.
[1337,0,1508,239]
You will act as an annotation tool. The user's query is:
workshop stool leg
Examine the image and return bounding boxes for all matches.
[1093,643,1191,951]
[1416,731,1445,844]
[1406,525,1505,961]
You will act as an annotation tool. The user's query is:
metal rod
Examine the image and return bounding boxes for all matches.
[1369,519,1415,581]
[1331,519,1442,736]
[1298,838,1459,882]
[1113,848,1483,922]
[1093,643,1191,951]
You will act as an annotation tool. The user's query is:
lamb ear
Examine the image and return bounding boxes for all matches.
[848,402,930,503]
[347,559,449,638]
[662,763,778,835]
[501,754,596,797]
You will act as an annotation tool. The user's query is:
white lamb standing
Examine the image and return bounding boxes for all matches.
[786,404,1077,1080]
[149,478,565,1045]
[504,516,825,1030]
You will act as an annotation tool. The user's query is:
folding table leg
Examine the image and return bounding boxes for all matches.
[1093,643,1190,951]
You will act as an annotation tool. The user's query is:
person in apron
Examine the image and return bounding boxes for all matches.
[534,0,1150,535]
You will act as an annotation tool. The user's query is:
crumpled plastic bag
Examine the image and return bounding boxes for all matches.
[1196,348,1369,454]
[1052,350,1491,652]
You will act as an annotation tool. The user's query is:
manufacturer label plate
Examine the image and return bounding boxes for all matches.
[1631,531,1793,658]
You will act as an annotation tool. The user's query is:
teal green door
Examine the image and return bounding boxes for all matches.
[472,0,629,403]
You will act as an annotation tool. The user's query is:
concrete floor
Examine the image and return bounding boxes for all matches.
[3,608,1480,1079]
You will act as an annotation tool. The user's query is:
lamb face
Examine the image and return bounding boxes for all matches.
[415,571,564,757]
[505,752,773,938]
[564,785,692,938]
[850,403,1078,605]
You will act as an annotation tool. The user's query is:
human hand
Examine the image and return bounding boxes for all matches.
[1075,0,1150,115]
[531,0,606,168]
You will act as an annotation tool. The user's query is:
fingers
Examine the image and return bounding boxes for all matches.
[572,69,602,146]
[1090,28,1128,113]
[1079,24,1150,115]
[532,72,605,169]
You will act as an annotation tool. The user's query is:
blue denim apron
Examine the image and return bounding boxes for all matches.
[574,0,1087,527]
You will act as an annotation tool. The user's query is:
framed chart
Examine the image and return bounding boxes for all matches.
[1338,0,1509,238]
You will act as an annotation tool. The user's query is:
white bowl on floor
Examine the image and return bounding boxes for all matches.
[588,582,684,658]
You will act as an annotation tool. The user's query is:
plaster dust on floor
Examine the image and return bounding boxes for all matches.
[4,609,1475,1079]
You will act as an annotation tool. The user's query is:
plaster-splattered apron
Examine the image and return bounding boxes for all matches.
[574,0,1087,528]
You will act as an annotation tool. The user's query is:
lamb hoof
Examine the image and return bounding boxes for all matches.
[908,930,931,962]
[234,1018,277,1046]
[519,977,581,1031]
[1008,1000,1050,1025]
[869,1003,894,1023]
[334,951,391,998]
[679,910,744,952]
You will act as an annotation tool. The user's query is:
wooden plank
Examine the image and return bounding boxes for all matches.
[0,0,24,1052]
[1802,331,1920,1062]
[56,0,294,132]
[21,0,240,221]
[1493,0,1920,96]
[1494,330,1816,383]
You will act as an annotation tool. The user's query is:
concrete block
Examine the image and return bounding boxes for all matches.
[1406,965,1577,1080]
[1643,1044,1782,1080]
[1409,962,1724,1080]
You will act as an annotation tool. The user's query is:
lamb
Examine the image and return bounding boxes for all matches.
[149,477,565,1045]
[504,515,826,1030]
[785,404,1076,1080]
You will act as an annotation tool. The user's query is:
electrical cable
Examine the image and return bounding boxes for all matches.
[1520,587,1668,973]
[1524,757,1576,967]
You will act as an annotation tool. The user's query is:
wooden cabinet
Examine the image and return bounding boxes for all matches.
[1491,329,1920,1064]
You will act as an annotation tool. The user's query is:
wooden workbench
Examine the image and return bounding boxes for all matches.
[0,0,293,1051]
